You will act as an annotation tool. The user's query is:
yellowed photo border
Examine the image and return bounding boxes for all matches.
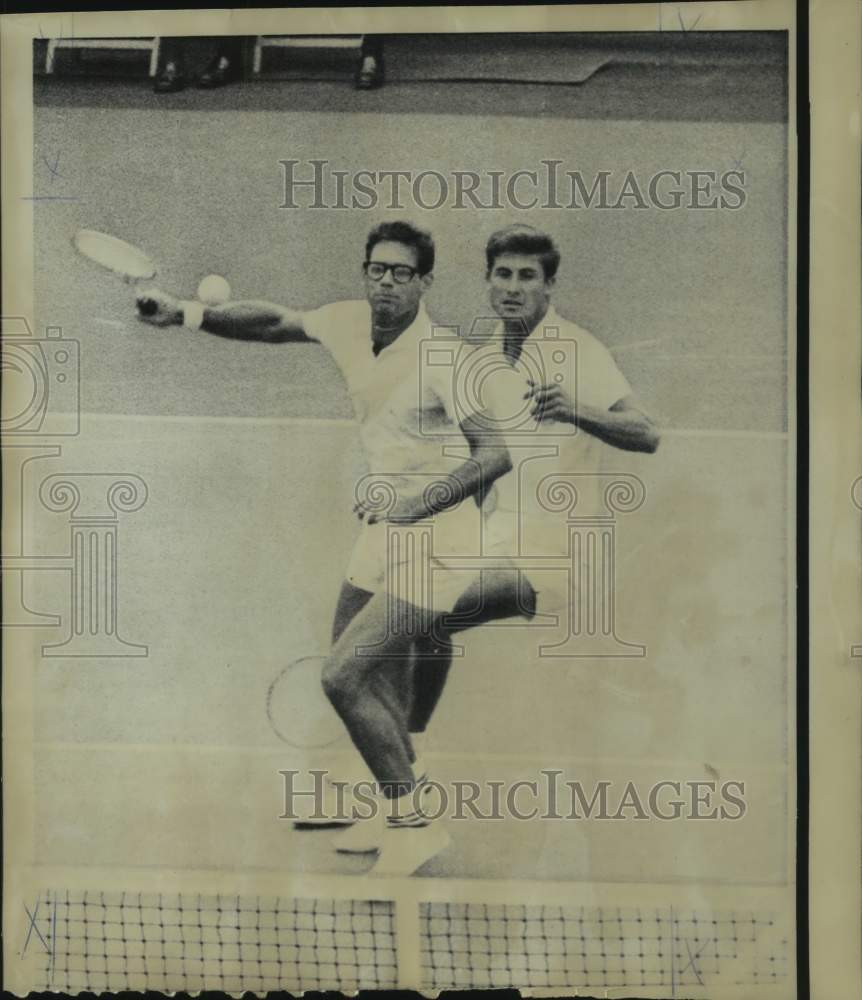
[809,1,862,998]
[2,3,811,997]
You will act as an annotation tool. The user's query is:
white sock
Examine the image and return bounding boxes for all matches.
[386,776,435,829]
[412,758,428,787]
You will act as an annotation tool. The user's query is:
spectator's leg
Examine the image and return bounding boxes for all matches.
[197,36,244,89]
[356,34,385,90]
[154,37,187,93]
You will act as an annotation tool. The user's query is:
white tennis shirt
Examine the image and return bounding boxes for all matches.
[482,305,632,531]
[302,299,464,488]
[302,299,480,607]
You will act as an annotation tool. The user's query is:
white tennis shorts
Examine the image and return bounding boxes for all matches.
[345,502,484,613]
[480,506,578,616]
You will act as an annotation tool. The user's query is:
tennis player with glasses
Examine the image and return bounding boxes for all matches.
[135,221,534,876]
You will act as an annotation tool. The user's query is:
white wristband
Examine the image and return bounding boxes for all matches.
[181,300,205,330]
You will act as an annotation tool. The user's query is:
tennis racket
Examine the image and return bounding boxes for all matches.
[266,655,348,750]
[72,229,159,315]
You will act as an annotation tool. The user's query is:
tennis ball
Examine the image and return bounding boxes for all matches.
[197,274,231,306]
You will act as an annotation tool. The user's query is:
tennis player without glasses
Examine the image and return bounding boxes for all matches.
[476,225,659,613]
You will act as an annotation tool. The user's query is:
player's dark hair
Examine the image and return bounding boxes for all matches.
[365,221,435,275]
[485,225,560,281]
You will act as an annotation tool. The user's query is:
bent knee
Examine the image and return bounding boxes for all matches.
[320,657,342,701]
[321,655,358,707]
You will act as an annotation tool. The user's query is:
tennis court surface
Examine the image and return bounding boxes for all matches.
[11,31,794,993]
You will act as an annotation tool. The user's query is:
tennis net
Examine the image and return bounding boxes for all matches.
[34,889,397,993]
[420,902,789,991]
[20,884,790,993]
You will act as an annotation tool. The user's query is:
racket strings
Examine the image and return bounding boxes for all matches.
[73,229,157,281]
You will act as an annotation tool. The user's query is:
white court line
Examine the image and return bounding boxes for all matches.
[32,740,783,773]
[614,351,786,360]
[610,337,671,352]
[20,862,794,898]
[78,411,356,428]
[661,427,787,440]
[74,410,788,439]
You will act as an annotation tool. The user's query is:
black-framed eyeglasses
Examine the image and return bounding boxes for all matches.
[363,261,420,284]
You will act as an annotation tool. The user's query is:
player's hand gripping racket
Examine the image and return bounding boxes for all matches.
[72,229,160,315]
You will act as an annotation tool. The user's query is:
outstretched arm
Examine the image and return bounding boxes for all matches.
[135,289,313,344]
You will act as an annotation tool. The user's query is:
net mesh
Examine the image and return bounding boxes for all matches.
[22,888,790,993]
[35,890,397,993]
[420,902,789,991]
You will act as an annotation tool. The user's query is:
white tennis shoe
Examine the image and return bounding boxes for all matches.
[369,822,451,877]
[332,811,386,853]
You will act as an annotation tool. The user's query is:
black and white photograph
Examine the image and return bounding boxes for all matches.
[2,4,808,996]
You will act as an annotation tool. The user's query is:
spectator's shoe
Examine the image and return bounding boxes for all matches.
[153,62,186,93]
[196,55,240,89]
[355,54,384,90]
